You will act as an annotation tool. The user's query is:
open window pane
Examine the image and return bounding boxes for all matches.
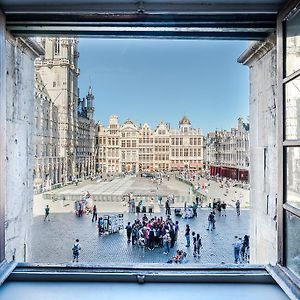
[285,76,300,140]
[286,9,300,77]
[286,147,300,209]
[27,38,251,266]
[285,210,300,278]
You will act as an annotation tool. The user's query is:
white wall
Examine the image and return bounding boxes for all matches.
[240,39,278,264]
[5,35,37,262]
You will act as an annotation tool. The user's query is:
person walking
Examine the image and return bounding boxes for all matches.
[131,198,136,213]
[217,201,222,216]
[212,199,217,213]
[169,226,176,248]
[78,202,83,217]
[125,222,132,243]
[221,201,227,216]
[236,199,241,216]
[72,239,81,263]
[192,231,196,256]
[165,199,171,215]
[207,212,215,231]
[233,236,242,263]
[132,224,138,246]
[98,217,104,236]
[241,235,250,262]
[185,225,191,247]
[44,205,50,221]
[194,234,202,257]
[92,205,97,222]
[192,202,198,217]
[174,221,179,241]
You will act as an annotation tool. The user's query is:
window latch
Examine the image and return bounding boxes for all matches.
[137,274,145,283]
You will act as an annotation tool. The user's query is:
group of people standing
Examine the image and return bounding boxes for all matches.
[233,235,250,263]
[212,199,227,216]
[125,215,179,254]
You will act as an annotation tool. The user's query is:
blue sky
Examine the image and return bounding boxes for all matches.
[78,38,249,134]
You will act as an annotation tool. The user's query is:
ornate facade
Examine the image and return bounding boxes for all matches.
[33,38,96,191]
[95,115,204,173]
[33,73,61,189]
[206,117,250,182]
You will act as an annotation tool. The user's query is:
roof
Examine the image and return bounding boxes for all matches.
[179,116,191,125]
[124,119,134,125]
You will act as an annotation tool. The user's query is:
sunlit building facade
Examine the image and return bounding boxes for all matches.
[95,115,204,173]
[207,117,250,182]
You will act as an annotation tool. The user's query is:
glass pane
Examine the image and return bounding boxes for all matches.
[285,211,300,278]
[285,76,300,140]
[286,147,300,209]
[286,9,300,77]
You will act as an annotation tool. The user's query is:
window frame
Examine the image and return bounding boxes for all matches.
[277,0,300,277]
[0,1,299,298]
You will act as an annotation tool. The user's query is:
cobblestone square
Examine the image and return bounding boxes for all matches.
[31,209,249,265]
[31,176,250,265]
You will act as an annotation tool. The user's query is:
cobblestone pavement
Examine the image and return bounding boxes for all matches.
[47,175,191,197]
[30,208,249,265]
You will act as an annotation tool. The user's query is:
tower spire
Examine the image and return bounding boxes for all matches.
[88,85,93,96]
[86,86,95,120]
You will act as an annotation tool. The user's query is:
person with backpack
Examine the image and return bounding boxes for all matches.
[125,222,132,243]
[72,239,81,262]
[44,205,50,221]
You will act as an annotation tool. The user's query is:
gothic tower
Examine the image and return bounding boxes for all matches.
[35,37,80,182]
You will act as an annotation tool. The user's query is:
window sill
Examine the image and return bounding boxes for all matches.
[10,263,272,284]
[0,260,17,286]
[266,264,300,300]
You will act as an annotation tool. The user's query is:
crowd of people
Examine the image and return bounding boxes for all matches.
[125,215,180,254]
[124,214,204,262]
